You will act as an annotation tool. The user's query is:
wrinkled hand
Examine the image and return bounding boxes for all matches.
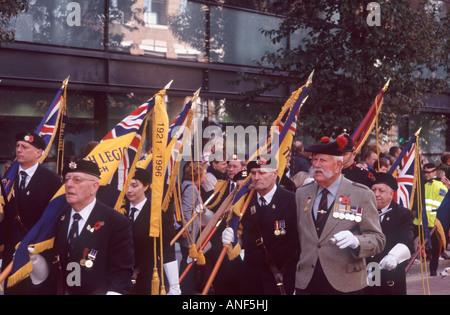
[222,227,235,245]
[333,231,360,249]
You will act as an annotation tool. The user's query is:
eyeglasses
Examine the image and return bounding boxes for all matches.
[62,176,97,185]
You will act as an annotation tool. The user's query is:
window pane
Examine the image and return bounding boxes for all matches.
[210,6,285,66]
[0,86,95,163]
[410,113,448,164]
[109,0,206,61]
[212,0,287,14]
[14,0,105,50]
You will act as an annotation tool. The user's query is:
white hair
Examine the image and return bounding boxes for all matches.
[334,155,344,172]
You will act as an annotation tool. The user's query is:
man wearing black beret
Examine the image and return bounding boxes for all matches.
[295,135,385,295]
[366,172,414,295]
[54,159,134,295]
[1,132,62,294]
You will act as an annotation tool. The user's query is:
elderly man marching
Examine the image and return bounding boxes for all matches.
[222,156,300,295]
[295,136,385,295]
[366,172,414,295]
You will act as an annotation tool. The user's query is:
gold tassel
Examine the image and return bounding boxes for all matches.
[159,211,166,295]
[226,243,242,261]
[151,267,160,295]
[151,237,160,295]
[197,249,206,265]
[189,244,199,259]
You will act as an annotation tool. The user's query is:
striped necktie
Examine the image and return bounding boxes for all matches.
[68,213,82,252]
[19,171,27,190]
[315,189,329,225]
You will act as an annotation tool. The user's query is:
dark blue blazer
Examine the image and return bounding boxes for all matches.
[55,200,134,295]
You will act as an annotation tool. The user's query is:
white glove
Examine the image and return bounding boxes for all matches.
[163,260,181,295]
[28,247,49,285]
[333,231,360,249]
[222,227,235,245]
[379,243,411,271]
[379,254,398,271]
[202,209,214,225]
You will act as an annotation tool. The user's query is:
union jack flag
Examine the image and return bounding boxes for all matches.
[102,101,150,141]
[165,97,194,179]
[37,91,64,141]
[389,136,416,209]
[277,98,301,136]
[388,133,431,246]
[96,99,155,207]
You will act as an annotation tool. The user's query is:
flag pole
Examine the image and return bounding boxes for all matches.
[0,262,13,292]
[180,187,237,282]
[170,180,228,246]
[201,188,255,295]
[180,218,223,282]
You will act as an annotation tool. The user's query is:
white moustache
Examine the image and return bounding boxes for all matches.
[309,167,333,179]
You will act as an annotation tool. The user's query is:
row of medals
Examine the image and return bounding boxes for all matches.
[274,220,286,236]
[332,205,362,222]
[80,248,98,268]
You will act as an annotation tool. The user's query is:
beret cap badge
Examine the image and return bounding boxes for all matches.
[24,134,34,143]
[69,161,77,170]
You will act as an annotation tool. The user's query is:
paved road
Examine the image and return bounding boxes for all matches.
[2,256,449,295]
[407,257,450,295]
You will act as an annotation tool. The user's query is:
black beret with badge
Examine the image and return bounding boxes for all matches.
[247,155,276,172]
[63,159,101,178]
[233,169,248,182]
[370,172,398,191]
[16,132,46,150]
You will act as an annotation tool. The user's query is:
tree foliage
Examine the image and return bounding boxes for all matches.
[0,0,28,45]
[242,0,448,139]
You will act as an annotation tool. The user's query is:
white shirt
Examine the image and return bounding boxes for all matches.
[68,198,96,238]
[257,184,277,206]
[18,162,39,189]
[129,198,147,221]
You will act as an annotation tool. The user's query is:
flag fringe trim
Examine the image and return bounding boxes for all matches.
[206,180,229,210]
[7,238,55,288]
[6,260,32,288]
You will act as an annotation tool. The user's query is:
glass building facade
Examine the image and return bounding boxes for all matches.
[0,0,448,168]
